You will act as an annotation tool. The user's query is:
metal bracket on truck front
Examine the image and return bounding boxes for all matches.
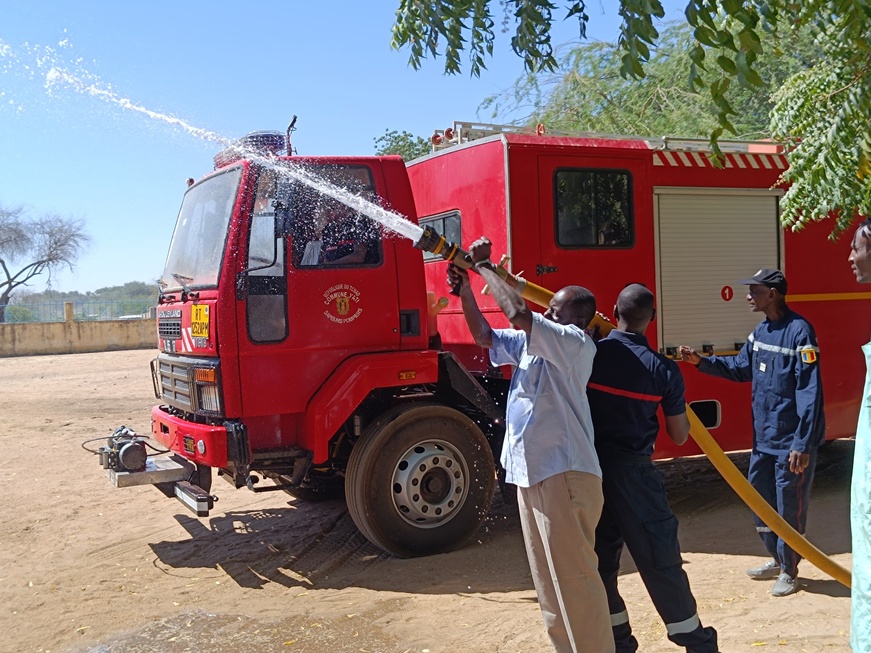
[107,455,194,488]
[105,454,215,518]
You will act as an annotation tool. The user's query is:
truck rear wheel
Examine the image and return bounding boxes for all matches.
[346,403,495,558]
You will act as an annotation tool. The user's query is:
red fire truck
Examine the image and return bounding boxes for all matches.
[98,121,869,558]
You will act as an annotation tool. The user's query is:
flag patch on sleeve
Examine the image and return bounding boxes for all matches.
[800,347,818,364]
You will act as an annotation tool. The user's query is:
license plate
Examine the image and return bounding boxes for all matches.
[183,435,196,455]
[191,305,209,338]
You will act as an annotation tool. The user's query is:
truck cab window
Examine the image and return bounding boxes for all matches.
[247,167,287,343]
[420,211,462,262]
[298,197,381,266]
[290,165,382,268]
[554,169,633,248]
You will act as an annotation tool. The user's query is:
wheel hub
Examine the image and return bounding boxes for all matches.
[391,440,467,527]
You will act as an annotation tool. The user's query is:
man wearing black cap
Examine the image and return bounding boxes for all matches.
[678,269,825,598]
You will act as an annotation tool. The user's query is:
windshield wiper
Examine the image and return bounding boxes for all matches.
[171,273,198,302]
[157,279,168,303]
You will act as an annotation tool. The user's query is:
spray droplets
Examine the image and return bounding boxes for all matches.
[277,162,423,242]
[0,36,91,112]
[1,34,428,246]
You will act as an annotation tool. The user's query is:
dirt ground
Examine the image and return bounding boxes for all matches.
[0,349,855,653]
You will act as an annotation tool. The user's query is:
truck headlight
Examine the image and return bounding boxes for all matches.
[193,367,223,414]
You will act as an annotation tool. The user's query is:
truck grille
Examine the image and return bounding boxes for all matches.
[151,354,222,416]
[158,318,182,340]
[153,357,193,410]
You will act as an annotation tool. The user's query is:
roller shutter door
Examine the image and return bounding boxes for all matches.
[656,190,780,354]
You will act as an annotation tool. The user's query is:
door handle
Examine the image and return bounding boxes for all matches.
[536,264,558,275]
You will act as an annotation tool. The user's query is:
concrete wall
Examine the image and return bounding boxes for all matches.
[0,303,156,357]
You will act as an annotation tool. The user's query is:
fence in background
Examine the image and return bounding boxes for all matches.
[0,300,156,357]
[1,299,156,323]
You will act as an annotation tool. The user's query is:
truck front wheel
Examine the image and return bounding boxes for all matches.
[346,403,496,558]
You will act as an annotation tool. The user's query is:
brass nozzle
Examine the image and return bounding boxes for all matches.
[413,225,472,269]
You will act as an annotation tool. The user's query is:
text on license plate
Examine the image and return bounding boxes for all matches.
[191,305,209,338]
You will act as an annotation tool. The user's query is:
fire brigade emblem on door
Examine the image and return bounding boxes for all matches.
[323,283,363,324]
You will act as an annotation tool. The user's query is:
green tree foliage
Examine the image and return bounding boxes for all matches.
[0,204,91,322]
[3,305,36,322]
[392,1,871,234]
[374,128,432,160]
[16,281,158,305]
[483,23,819,140]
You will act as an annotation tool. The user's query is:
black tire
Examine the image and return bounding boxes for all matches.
[346,403,496,558]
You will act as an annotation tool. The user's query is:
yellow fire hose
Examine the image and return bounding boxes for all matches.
[510,274,852,588]
[414,228,850,587]
[684,409,852,588]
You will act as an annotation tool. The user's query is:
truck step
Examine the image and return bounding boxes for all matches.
[174,480,214,517]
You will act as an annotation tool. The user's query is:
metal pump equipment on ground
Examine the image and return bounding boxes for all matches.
[98,426,148,473]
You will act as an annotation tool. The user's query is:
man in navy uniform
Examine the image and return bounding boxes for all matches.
[679,269,825,597]
[588,284,718,652]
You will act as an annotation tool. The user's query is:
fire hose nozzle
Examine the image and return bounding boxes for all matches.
[413,225,473,269]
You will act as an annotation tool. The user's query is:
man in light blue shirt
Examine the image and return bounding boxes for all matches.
[448,237,614,653]
[848,218,871,652]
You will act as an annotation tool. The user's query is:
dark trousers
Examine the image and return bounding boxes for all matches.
[595,457,718,653]
[747,447,817,577]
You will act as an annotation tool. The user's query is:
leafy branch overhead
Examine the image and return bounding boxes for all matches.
[391,1,871,234]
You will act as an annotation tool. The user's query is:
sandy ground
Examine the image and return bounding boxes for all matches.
[0,349,855,653]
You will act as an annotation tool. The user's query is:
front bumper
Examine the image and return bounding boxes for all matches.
[151,405,229,468]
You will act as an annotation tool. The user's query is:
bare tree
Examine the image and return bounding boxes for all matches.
[0,204,91,322]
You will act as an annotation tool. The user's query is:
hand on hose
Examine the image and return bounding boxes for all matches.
[447,263,469,295]
[678,345,701,365]
[467,237,493,266]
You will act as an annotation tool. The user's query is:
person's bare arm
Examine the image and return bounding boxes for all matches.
[447,264,493,348]
[665,412,690,446]
[466,238,532,335]
[475,266,533,335]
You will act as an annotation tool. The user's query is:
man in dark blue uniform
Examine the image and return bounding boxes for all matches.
[679,269,825,597]
[588,284,718,653]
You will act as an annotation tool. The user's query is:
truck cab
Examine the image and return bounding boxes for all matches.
[144,132,501,557]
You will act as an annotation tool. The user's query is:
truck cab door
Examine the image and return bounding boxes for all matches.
[236,164,401,420]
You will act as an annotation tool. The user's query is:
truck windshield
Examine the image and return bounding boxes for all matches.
[159,167,243,291]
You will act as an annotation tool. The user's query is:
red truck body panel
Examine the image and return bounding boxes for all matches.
[408,132,870,459]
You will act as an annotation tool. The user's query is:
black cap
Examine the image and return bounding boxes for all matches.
[738,268,787,295]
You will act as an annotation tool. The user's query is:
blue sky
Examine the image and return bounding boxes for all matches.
[1,0,686,294]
